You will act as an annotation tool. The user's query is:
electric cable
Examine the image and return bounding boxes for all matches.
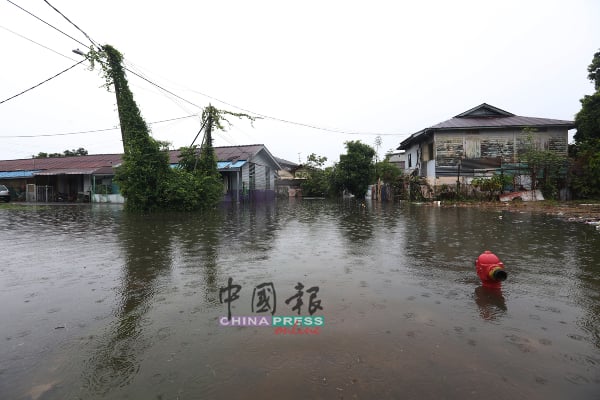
[0,25,79,62]
[0,114,198,138]
[42,0,99,49]
[3,0,400,138]
[0,59,86,105]
[4,0,88,48]
[125,66,400,136]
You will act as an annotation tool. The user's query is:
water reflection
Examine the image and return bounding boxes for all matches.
[2,201,600,399]
[337,201,375,255]
[572,225,600,349]
[82,213,174,396]
[238,204,278,258]
[474,286,507,321]
[174,211,224,304]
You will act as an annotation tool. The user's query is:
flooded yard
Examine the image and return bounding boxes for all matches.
[1,200,599,399]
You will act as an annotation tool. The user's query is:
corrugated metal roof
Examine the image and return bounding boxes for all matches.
[168,144,265,164]
[217,160,246,169]
[93,166,117,175]
[34,168,100,176]
[0,154,123,172]
[0,170,39,179]
[429,115,575,130]
[0,145,281,174]
[398,103,575,150]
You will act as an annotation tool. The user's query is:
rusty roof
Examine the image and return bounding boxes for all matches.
[168,144,267,164]
[0,145,281,173]
[398,103,575,150]
[429,115,575,130]
[0,153,123,172]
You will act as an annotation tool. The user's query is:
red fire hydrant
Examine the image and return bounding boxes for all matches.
[476,251,507,289]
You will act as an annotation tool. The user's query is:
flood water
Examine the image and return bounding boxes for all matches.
[1,200,599,399]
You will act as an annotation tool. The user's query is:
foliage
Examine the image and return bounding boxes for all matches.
[436,183,456,201]
[571,49,600,199]
[34,148,88,158]
[406,174,429,201]
[201,103,260,132]
[374,159,401,184]
[87,45,233,212]
[306,153,327,169]
[471,174,511,200]
[570,139,600,199]
[93,184,112,194]
[196,106,221,178]
[518,129,568,200]
[94,45,170,211]
[160,169,223,211]
[177,145,201,173]
[335,141,376,199]
[574,93,600,143]
[587,49,600,91]
[300,153,330,197]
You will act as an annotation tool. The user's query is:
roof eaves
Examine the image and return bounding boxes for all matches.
[433,121,576,131]
[397,128,432,150]
[250,146,282,170]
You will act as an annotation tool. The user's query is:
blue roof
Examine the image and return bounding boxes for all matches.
[0,170,39,179]
[168,160,246,171]
[217,160,246,169]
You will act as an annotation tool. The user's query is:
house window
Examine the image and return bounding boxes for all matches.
[408,153,412,168]
[265,166,270,190]
[249,163,256,190]
[428,142,434,161]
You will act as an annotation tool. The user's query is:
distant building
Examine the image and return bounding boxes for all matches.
[0,144,281,203]
[170,144,281,203]
[274,157,305,198]
[386,151,405,170]
[396,103,575,187]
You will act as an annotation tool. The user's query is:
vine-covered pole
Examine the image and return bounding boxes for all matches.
[84,45,259,211]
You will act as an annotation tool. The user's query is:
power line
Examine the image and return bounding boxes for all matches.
[5,0,399,137]
[124,67,204,110]
[0,25,78,62]
[0,114,198,138]
[3,0,398,138]
[124,65,400,136]
[42,0,99,49]
[4,0,88,48]
[0,59,86,105]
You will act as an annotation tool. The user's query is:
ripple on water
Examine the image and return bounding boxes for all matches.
[1,202,599,399]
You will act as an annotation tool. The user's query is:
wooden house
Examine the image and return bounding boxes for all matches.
[397,103,575,187]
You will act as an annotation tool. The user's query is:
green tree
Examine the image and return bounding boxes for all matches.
[34,148,88,158]
[575,49,600,143]
[472,175,511,200]
[375,159,401,184]
[570,139,600,199]
[587,49,600,91]
[336,141,376,199]
[519,129,568,199]
[63,148,89,157]
[300,153,330,197]
[574,93,600,143]
[571,49,600,199]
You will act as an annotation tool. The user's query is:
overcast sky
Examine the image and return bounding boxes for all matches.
[1,0,598,165]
